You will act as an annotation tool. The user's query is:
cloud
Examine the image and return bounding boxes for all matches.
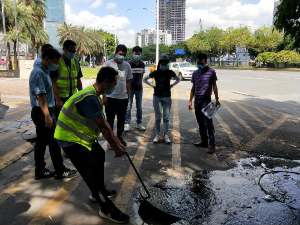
[185,0,274,39]
[106,2,117,9]
[90,0,103,8]
[65,3,135,47]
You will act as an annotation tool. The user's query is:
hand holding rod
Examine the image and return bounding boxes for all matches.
[125,152,151,198]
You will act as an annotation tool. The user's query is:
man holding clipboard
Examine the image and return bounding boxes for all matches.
[188,53,221,154]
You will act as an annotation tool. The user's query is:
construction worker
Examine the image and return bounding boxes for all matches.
[29,48,77,180]
[50,40,83,115]
[54,67,129,223]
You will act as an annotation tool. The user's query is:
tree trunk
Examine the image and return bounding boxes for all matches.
[7,42,13,70]
[13,40,19,70]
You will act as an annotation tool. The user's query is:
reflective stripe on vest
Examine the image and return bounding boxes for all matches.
[54,86,102,150]
[56,58,78,98]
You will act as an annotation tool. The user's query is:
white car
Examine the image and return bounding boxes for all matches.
[170,62,197,80]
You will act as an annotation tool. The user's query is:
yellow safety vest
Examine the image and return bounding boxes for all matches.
[56,58,79,98]
[54,85,103,150]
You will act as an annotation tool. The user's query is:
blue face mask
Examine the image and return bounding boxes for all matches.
[133,55,141,61]
[160,65,169,71]
[105,87,114,95]
[66,52,75,59]
[48,64,59,71]
[117,55,125,63]
[197,64,205,69]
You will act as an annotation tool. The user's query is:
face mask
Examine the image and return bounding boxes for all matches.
[66,52,75,59]
[117,55,125,63]
[133,55,141,61]
[105,87,114,95]
[160,65,169,71]
[48,64,59,71]
[197,64,205,69]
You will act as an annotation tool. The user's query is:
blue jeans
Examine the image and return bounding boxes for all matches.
[125,89,143,124]
[153,95,172,135]
[194,98,215,147]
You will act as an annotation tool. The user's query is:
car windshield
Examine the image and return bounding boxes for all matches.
[179,63,194,68]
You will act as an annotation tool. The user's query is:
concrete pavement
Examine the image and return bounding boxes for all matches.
[0,70,299,224]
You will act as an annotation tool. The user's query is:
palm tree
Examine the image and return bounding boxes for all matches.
[86,29,104,67]
[57,23,76,46]
[72,26,94,66]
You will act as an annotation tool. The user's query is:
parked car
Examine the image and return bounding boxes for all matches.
[169,62,197,80]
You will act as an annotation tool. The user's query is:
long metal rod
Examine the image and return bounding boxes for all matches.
[1,0,8,69]
[125,152,151,198]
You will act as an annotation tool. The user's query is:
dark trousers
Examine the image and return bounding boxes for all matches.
[31,107,65,174]
[105,97,128,138]
[194,98,216,147]
[63,142,105,197]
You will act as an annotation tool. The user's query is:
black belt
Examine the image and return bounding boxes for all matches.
[195,95,211,100]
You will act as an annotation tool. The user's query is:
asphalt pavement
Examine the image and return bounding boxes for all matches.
[0,69,299,224]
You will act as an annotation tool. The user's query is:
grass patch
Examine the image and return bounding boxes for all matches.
[82,67,100,78]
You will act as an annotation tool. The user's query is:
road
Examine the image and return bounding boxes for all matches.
[0,69,299,225]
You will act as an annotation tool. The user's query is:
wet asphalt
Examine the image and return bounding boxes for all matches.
[0,69,299,224]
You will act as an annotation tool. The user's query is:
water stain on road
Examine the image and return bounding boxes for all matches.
[133,157,300,225]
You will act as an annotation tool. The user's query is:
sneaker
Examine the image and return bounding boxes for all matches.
[194,142,208,148]
[153,135,159,143]
[99,201,130,224]
[136,123,146,131]
[117,136,127,147]
[89,186,117,202]
[206,146,215,154]
[35,169,55,180]
[124,124,130,132]
[54,168,77,179]
[164,135,171,144]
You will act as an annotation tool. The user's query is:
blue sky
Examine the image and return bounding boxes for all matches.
[65,0,274,47]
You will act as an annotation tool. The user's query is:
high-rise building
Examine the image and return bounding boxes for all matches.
[273,0,280,25]
[158,0,186,45]
[135,32,142,47]
[44,0,66,50]
[138,29,172,47]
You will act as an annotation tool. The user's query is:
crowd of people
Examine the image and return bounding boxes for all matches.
[29,40,220,223]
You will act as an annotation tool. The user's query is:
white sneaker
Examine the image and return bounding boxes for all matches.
[164,135,171,144]
[153,135,159,143]
[124,124,130,132]
[136,123,146,131]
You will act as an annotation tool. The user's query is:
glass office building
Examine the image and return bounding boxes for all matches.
[45,0,66,51]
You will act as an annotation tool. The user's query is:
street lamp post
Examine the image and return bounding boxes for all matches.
[114,9,131,48]
[143,4,159,69]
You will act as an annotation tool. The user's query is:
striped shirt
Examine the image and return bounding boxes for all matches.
[128,60,145,90]
[191,67,218,96]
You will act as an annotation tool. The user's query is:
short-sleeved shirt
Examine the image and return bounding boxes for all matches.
[33,56,42,68]
[50,57,83,102]
[149,69,176,97]
[29,64,55,107]
[191,67,218,96]
[103,59,133,99]
[57,95,104,148]
[128,60,145,90]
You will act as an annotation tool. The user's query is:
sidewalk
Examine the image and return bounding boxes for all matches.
[0,78,94,97]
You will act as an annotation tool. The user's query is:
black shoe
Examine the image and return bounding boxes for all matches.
[117,136,127,147]
[89,186,117,202]
[35,169,55,180]
[194,142,208,148]
[54,168,77,179]
[99,201,130,223]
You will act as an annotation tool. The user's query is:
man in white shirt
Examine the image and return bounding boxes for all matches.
[103,44,133,147]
